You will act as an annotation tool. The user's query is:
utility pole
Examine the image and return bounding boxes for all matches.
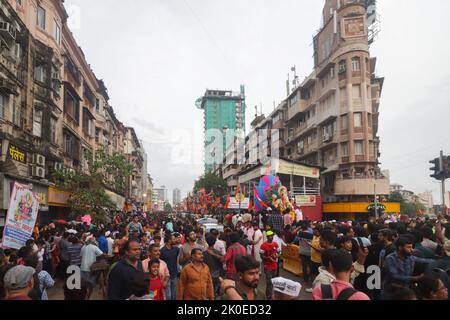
[374,183,378,219]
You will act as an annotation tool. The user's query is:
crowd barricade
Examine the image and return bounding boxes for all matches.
[281,244,303,277]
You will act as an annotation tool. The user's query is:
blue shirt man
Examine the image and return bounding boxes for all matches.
[382,236,434,297]
[98,235,108,254]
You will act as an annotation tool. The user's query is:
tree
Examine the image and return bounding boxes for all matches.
[53,147,133,222]
[194,173,228,197]
[164,202,173,213]
[389,191,425,218]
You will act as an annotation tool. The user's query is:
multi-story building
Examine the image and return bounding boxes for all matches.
[124,127,145,203]
[173,188,181,206]
[196,86,246,173]
[0,0,149,227]
[213,1,396,221]
[281,0,389,220]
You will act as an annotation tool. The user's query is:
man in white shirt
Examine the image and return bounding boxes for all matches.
[295,208,303,223]
[80,237,104,285]
[251,222,264,266]
[211,229,226,256]
[106,231,114,256]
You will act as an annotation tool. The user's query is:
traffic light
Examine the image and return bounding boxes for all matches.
[443,156,450,178]
[430,158,443,180]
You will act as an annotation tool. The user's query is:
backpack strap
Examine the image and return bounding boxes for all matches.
[336,287,358,300]
[321,284,333,300]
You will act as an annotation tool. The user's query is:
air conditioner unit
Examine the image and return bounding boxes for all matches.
[31,165,45,178]
[33,154,46,167]
[54,163,63,171]
[51,72,60,80]
[0,22,16,40]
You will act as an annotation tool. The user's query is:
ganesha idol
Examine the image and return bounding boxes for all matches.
[271,186,293,214]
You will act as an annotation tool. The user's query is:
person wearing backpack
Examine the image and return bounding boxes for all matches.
[312,249,370,300]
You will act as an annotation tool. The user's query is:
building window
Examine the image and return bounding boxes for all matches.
[367,113,372,127]
[355,167,365,177]
[330,67,335,79]
[355,140,364,155]
[0,95,5,119]
[64,87,80,123]
[369,141,375,156]
[33,108,43,137]
[95,128,100,143]
[95,99,100,112]
[341,114,348,130]
[37,5,46,29]
[83,108,95,137]
[352,57,361,71]
[339,60,346,74]
[54,21,61,44]
[12,100,20,126]
[354,113,362,128]
[34,64,47,83]
[50,117,56,143]
[341,142,349,156]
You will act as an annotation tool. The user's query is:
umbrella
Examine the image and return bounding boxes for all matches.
[258,175,280,189]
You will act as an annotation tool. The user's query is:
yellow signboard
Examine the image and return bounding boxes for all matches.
[323,202,401,214]
[8,143,27,164]
[48,186,70,207]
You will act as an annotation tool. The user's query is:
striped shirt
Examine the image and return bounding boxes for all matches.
[67,243,83,266]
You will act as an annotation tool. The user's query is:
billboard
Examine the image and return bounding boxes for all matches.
[1,183,40,250]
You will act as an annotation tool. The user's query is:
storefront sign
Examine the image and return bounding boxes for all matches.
[1,183,40,250]
[7,143,27,164]
[295,195,317,207]
[48,186,70,207]
[269,159,320,179]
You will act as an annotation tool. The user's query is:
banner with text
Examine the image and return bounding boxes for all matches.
[227,197,250,210]
[295,195,317,207]
[1,183,40,249]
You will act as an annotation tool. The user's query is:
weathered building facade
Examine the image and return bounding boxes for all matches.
[0,0,149,227]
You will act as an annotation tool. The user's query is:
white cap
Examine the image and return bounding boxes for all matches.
[105,231,111,237]
[272,277,301,297]
[67,229,78,235]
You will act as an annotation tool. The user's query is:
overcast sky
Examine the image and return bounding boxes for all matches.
[65,0,450,204]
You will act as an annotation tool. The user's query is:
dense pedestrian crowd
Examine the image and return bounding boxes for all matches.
[1,208,449,301]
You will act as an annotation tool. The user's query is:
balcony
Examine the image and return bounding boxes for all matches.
[319,132,337,148]
[0,53,18,77]
[334,177,390,196]
[34,81,51,100]
[287,99,307,121]
[0,22,17,40]
[0,77,19,95]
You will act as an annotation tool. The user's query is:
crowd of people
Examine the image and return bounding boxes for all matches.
[1,208,450,301]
